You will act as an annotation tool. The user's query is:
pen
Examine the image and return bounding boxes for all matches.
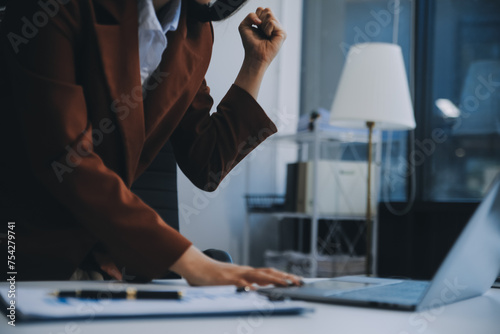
[50,287,183,300]
[236,286,252,293]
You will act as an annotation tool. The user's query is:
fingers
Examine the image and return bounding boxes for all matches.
[93,251,123,280]
[254,7,286,40]
[263,268,303,287]
[242,267,303,288]
[237,6,287,67]
[239,12,261,32]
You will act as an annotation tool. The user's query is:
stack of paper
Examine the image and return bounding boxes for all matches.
[0,285,312,321]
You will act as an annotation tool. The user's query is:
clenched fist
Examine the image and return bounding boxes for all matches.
[239,7,286,67]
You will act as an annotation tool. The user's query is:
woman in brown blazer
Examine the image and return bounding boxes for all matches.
[0,0,302,286]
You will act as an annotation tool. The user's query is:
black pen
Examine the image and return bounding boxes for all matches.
[50,287,183,300]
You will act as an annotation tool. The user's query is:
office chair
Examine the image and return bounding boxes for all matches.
[130,141,232,280]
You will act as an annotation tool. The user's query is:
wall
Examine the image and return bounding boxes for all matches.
[178,0,303,265]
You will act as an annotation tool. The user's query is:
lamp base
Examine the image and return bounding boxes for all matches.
[365,121,375,276]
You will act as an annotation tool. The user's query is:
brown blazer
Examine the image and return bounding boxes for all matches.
[0,0,276,280]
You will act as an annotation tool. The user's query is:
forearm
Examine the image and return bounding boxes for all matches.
[169,246,217,284]
[234,58,268,100]
[171,82,277,192]
[236,6,286,99]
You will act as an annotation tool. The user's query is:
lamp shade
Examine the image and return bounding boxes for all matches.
[330,43,416,130]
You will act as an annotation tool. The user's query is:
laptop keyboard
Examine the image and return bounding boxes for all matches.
[334,280,430,306]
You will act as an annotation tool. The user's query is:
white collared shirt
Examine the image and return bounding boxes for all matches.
[138,0,182,85]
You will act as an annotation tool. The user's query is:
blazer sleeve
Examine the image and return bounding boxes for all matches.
[2,0,191,279]
[171,80,278,191]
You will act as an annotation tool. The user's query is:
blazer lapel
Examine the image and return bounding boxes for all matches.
[142,1,211,140]
[91,0,145,186]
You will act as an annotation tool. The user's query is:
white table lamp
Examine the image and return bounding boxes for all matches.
[330,42,416,275]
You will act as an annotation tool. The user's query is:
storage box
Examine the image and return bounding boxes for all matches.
[290,160,377,216]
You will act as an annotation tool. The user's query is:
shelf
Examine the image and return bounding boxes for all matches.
[270,130,375,144]
[247,211,366,221]
[272,212,366,221]
[244,123,381,277]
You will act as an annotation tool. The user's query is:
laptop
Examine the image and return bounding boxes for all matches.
[259,176,500,311]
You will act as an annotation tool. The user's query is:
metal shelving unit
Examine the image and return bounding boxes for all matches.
[244,122,381,277]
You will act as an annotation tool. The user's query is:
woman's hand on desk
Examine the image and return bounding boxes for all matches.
[170,245,302,288]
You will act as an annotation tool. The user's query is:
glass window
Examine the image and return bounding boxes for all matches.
[423,0,500,201]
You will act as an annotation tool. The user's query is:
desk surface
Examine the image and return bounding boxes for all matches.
[2,280,500,334]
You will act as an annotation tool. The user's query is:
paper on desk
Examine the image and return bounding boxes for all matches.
[0,285,312,321]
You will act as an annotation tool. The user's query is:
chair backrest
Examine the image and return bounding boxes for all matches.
[131,141,180,231]
[130,141,233,267]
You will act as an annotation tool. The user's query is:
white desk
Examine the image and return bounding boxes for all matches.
[1,280,500,334]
